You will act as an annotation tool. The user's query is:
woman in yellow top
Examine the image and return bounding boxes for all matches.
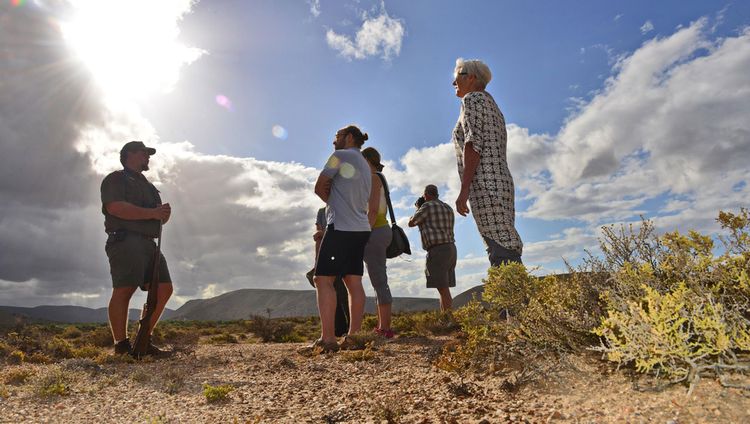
[361,147,394,338]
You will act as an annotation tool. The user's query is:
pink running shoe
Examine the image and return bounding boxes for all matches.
[374,328,395,339]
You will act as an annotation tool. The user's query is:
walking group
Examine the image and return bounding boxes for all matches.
[99,58,523,357]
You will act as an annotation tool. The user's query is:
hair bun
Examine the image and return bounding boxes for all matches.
[362,133,369,141]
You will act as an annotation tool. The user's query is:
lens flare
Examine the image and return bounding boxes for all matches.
[340,163,355,179]
[326,156,340,169]
[272,125,288,140]
[215,94,232,110]
[11,0,26,7]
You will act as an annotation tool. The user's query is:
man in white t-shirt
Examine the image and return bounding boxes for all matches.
[310,125,373,352]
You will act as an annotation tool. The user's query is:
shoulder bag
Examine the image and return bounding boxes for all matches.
[375,173,411,258]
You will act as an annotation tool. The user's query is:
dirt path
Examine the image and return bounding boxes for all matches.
[2,338,749,423]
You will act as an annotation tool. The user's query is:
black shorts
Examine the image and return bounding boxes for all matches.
[315,225,371,277]
[105,232,172,289]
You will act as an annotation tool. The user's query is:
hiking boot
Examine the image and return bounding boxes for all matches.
[113,339,132,355]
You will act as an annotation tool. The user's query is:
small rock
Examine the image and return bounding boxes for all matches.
[547,410,564,420]
[477,419,491,424]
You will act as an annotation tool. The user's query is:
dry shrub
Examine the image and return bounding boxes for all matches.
[393,310,460,337]
[45,337,75,359]
[340,345,377,363]
[4,368,34,385]
[61,326,82,339]
[79,326,114,348]
[247,315,298,342]
[35,367,73,397]
[207,333,239,344]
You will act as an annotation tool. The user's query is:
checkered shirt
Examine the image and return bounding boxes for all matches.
[410,199,455,250]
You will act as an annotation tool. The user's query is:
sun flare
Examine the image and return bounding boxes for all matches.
[60,0,203,101]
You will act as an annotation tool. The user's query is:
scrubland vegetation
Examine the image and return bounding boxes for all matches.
[2,209,748,400]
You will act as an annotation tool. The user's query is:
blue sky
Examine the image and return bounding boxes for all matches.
[1,0,749,307]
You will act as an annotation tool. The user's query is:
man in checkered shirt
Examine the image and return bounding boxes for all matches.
[408,185,457,311]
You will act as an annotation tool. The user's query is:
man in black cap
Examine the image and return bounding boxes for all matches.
[101,141,173,355]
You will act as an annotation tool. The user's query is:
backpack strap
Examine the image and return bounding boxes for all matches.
[375,172,396,225]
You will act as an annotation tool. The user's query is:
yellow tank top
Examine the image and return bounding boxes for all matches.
[374,184,389,228]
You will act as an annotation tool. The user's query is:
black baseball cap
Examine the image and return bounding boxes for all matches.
[120,141,156,156]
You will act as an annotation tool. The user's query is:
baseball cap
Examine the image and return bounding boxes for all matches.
[120,141,156,156]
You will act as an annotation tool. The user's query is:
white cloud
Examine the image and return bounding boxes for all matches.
[326,8,405,61]
[640,20,655,34]
[307,0,320,18]
[518,20,750,231]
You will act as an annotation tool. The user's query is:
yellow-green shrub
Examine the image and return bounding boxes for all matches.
[592,209,750,389]
[203,383,233,403]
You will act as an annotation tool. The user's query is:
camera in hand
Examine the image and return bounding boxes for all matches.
[415,196,426,208]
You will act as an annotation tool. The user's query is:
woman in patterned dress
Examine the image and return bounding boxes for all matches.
[451,58,523,266]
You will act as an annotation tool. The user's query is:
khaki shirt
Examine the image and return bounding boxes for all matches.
[101,169,162,237]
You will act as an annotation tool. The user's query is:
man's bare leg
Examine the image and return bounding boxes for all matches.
[436,287,452,312]
[314,276,337,343]
[342,275,365,334]
[108,287,137,342]
[146,282,174,334]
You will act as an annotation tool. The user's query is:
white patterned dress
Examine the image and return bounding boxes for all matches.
[452,91,523,254]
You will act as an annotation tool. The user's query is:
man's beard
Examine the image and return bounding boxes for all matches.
[142,163,150,171]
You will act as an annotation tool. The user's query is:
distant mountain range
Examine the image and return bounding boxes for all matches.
[0,286,485,324]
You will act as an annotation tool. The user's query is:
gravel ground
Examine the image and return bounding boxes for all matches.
[2,337,750,423]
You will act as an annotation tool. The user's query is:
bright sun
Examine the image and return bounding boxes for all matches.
[60,0,203,101]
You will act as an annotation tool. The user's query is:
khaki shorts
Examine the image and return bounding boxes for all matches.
[425,243,456,288]
[105,232,171,289]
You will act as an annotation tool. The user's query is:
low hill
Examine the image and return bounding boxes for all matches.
[0,286,484,324]
[171,288,440,320]
[0,305,175,324]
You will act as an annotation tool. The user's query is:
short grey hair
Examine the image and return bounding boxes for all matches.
[455,58,492,89]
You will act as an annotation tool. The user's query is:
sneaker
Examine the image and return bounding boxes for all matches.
[374,328,396,339]
[298,338,339,355]
[146,343,170,357]
[339,335,364,351]
[380,328,395,339]
[113,339,132,355]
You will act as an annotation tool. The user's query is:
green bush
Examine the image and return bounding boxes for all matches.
[442,261,599,375]
[203,383,233,403]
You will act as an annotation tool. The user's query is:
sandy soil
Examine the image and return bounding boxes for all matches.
[2,337,749,423]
